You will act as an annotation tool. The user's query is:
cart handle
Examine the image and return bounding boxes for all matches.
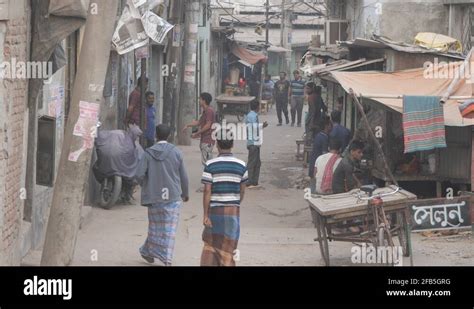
[353,186,400,201]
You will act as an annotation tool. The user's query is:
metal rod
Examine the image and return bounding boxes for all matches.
[360,94,474,101]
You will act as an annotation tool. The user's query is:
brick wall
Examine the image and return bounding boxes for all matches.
[0,8,30,265]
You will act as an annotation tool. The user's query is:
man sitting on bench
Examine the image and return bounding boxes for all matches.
[332,140,364,194]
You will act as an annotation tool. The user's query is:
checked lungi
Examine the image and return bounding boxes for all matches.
[200,206,240,266]
[139,201,181,265]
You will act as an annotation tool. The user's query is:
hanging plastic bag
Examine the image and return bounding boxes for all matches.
[48,0,90,19]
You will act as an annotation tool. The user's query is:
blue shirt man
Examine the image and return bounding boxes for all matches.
[145,91,157,148]
[309,117,332,178]
[330,110,351,152]
[245,100,268,187]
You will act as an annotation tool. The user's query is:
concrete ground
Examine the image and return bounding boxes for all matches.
[22,107,474,266]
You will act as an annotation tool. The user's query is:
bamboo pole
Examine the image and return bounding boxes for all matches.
[349,88,399,186]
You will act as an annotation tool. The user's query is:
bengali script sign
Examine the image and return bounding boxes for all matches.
[410,197,471,231]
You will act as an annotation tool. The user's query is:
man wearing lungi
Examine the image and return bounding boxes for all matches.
[200,132,248,266]
[136,124,190,266]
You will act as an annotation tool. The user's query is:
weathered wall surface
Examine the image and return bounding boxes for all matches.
[347,0,449,43]
[0,0,30,265]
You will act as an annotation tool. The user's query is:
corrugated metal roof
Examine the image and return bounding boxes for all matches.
[339,34,465,60]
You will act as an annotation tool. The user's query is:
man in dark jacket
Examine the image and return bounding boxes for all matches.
[136,124,189,266]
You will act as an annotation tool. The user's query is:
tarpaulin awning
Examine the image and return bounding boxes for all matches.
[414,32,462,53]
[331,60,474,127]
[230,43,267,65]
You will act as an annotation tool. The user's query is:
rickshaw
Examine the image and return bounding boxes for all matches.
[307,185,417,266]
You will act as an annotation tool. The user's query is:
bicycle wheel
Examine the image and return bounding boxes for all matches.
[397,212,410,257]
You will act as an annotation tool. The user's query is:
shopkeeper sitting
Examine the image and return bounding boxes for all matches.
[332,140,364,194]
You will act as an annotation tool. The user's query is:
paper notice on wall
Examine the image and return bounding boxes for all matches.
[68,147,86,162]
[184,65,196,84]
[142,10,174,44]
[112,1,149,55]
[189,23,198,34]
[68,101,100,162]
[48,85,64,120]
[73,101,100,137]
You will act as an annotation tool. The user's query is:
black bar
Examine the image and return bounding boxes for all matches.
[0,267,473,306]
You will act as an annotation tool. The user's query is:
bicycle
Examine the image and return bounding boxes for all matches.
[354,184,401,248]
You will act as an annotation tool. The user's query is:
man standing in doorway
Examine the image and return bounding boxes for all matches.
[182,92,216,166]
[125,76,148,130]
[200,132,247,266]
[144,91,157,148]
[274,72,290,126]
[289,70,305,127]
[136,124,189,266]
[245,99,268,189]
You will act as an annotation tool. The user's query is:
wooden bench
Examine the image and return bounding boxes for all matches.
[303,145,312,167]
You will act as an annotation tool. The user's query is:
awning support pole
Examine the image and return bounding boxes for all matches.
[349,88,399,187]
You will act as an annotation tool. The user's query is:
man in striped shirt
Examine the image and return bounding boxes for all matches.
[289,70,306,127]
[200,132,248,266]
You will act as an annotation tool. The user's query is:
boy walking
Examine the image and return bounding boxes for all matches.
[200,132,247,266]
[245,100,268,188]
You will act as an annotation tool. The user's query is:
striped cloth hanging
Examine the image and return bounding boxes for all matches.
[403,96,447,153]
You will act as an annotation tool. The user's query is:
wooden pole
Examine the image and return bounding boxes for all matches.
[177,0,200,145]
[349,88,399,186]
[163,0,184,143]
[258,0,270,104]
[41,0,119,266]
[140,58,147,147]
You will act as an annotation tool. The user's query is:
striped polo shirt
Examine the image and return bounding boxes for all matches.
[290,78,306,96]
[201,153,248,207]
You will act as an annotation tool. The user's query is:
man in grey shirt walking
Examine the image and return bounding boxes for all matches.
[136,124,189,266]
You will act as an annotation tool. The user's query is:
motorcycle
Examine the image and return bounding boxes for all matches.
[93,125,144,209]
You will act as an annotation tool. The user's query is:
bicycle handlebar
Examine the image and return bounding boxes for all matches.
[353,186,400,201]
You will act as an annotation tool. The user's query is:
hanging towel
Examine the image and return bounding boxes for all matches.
[459,99,474,119]
[403,96,447,153]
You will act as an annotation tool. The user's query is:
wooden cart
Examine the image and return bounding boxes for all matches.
[215,95,255,122]
[306,185,417,266]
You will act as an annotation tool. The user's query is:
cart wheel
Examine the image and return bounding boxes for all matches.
[315,213,330,266]
[377,226,390,247]
[397,212,410,257]
[310,207,318,228]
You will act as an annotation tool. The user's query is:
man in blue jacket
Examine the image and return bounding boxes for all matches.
[136,124,189,266]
